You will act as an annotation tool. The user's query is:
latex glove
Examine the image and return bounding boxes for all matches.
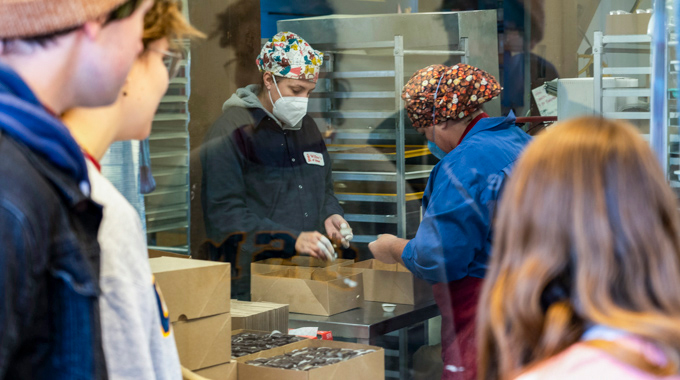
[324,214,352,248]
[296,232,336,261]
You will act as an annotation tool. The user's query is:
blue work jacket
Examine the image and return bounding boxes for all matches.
[401,112,531,284]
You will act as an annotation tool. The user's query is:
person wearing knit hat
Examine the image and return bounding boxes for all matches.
[0,1,152,379]
[201,31,351,299]
[369,64,531,380]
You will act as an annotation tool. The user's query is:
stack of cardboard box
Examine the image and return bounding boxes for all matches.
[150,257,236,380]
[231,300,289,332]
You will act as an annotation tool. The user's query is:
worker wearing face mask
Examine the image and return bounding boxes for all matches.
[201,32,351,298]
[369,64,531,380]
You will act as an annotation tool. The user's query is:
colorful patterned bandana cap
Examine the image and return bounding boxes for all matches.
[256,31,324,83]
[402,64,501,129]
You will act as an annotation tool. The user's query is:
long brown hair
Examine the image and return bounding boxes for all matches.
[477,117,680,380]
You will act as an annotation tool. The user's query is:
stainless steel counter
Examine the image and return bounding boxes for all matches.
[289,300,439,343]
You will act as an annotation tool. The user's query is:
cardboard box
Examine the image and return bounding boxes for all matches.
[251,267,363,316]
[605,13,652,36]
[251,256,354,275]
[150,257,230,321]
[349,259,433,305]
[231,300,289,332]
[173,312,232,371]
[237,340,384,380]
[231,329,310,363]
[194,360,238,380]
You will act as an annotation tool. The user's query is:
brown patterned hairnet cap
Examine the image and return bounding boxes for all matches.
[0,0,128,39]
[402,64,501,129]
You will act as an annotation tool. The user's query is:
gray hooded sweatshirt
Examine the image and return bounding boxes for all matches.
[222,84,301,130]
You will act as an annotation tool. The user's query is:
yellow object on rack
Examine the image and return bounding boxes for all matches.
[328,144,431,159]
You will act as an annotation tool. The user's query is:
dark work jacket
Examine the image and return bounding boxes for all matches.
[0,64,107,380]
[201,105,343,295]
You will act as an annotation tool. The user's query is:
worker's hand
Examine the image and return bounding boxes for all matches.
[368,234,404,265]
[296,231,336,261]
[324,214,352,248]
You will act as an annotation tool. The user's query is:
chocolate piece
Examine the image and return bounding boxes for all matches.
[231,332,306,358]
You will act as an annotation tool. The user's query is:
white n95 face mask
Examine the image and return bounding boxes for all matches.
[268,75,309,130]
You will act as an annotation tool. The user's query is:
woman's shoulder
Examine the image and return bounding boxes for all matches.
[515,341,680,380]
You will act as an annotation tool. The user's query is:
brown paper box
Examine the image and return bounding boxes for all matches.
[251,267,363,316]
[349,259,433,305]
[237,340,384,380]
[251,256,354,275]
[231,329,310,363]
[194,360,238,380]
[230,300,289,332]
[605,13,652,36]
[150,257,231,322]
[173,313,232,371]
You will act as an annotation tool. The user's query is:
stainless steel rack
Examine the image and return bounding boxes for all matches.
[145,42,192,253]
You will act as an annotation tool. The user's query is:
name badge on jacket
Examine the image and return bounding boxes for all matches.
[304,152,325,166]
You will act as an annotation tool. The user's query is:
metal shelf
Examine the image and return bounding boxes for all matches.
[319,71,396,79]
[333,165,434,181]
[311,91,395,99]
[602,34,652,44]
[149,147,189,159]
[309,111,397,119]
[146,220,189,234]
[151,166,189,177]
[328,145,430,161]
[602,88,651,97]
[148,131,188,141]
[160,95,189,103]
[145,203,189,216]
[144,185,188,197]
[153,113,189,122]
[147,210,187,223]
[344,214,399,224]
[336,192,424,203]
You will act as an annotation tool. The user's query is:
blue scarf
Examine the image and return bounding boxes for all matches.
[0,62,88,188]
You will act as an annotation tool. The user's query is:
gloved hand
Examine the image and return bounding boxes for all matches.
[295,232,336,261]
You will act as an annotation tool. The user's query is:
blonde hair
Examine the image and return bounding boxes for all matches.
[142,0,204,49]
[477,117,680,380]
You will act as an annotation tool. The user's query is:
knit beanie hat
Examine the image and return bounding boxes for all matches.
[0,0,128,39]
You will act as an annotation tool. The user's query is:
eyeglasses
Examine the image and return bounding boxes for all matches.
[105,0,146,24]
[150,48,185,79]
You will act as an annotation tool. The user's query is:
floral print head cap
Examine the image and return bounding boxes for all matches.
[256,31,324,83]
[402,64,501,129]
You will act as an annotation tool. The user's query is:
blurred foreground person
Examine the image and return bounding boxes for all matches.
[478,117,680,380]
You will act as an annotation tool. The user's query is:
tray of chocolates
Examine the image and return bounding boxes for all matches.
[231,331,306,358]
[245,347,377,371]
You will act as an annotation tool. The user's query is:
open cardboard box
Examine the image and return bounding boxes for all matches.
[251,256,354,275]
[251,267,363,316]
[237,340,384,380]
[231,329,310,363]
[150,257,231,322]
[173,312,232,371]
[349,259,433,305]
